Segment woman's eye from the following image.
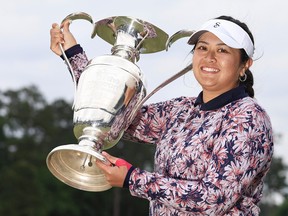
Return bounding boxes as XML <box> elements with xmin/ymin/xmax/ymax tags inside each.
<box><xmin>218</xmin><ymin>48</ymin><xmax>228</xmax><ymax>53</ymax></box>
<box><xmin>196</xmin><ymin>45</ymin><xmax>207</xmax><ymax>50</ymax></box>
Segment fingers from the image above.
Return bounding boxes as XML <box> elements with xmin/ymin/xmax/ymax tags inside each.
<box><xmin>59</xmin><ymin>20</ymin><xmax>77</xmax><ymax>50</ymax></box>
<box><xmin>95</xmin><ymin>152</ymin><xmax>133</xmax><ymax>188</ymax></box>
<box><xmin>50</xmin><ymin>23</ymin><xmax>61</xmax><ymax>37</ymax></box>
<box><xmin>102</xmin><ymin>151</ymin><xmax>118</xmax><ymax>165</ymax></box>
<box><xmin>49</xmin><ymin>20</ymin><xmax>77</xmax><ymax>56</ymax></box>
<box><xmin>50</xmin><ymin>23</ymin><xmax>63</xmax><ymax>55</ymax></box>
<box><xmin>95</xmin><ymin>152</ymin><xmax>117</xmax><ymax>173</ymax></box>
<box><xmin>51</xmin><ymin>23</ymin><xmax>60</xmax><ymax>29</ymax></box>
<box><xmin>95</xmin><ymin>157</ymin><xmax>113</xmax><ymax>172</ymax></box>
<box><xmin>61</xmin><ymin>19</ymin><xmax>71</xmax><ymax>33</ymax></box>
<box><xmin>95</xmin><ymin>158</ymin><xmax>126</xmax><ymax>187</ymax></box>
<box><xmin>101</xmin><ymin>151</ymin><xmax>132</xmax><ymax>170</ymax></box>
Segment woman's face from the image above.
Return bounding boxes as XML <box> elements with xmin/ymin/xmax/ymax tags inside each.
<box><xmin>192</xmin><ymin>32</ymin><xmax>247</xmax><ymax>102</ymax></box>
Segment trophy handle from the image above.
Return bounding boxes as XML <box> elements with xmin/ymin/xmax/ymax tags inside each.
<box><xmin>165</xmin><ymin>29</ymin><xmax>195</xmax><ymax>51</ymax></box>
<box><xmin>140</xmin><ymin>63</ymin><xmax>192</xmax><ymax>106</ymax></box>
<box><xmin>61</xmin><ymin>11</ymin><xmax>94</xmax><ymax>27</ymax></box>
<box><xmin>128</xmin><ymin>63</ymin><xmax>192</xmax><ymax>124</ymax></box>
<box><xmin>58</xmin><ymin>12</ymin><xmax>94</xmax><ymax>108</ymax></box>
<box><xmin>59</xmin><ymin>11</ymin><xmax>95</xmax><ymax>76</ymax></box>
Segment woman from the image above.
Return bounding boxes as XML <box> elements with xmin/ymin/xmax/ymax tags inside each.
<box><xmin>50</xmin><ymin>15</ymin><xmax>273</xmax><ymax>215</ymax></box>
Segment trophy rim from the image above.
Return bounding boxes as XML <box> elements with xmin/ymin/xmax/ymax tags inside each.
<box><xmin>93</xmin><ymin>16</ymin><xmax>169</xmax><ymax>54</ymax></box>
<box><xmin>46</xmin><ymin>144</ymin><xmax>112</xmax><ymax>192</ymax></box>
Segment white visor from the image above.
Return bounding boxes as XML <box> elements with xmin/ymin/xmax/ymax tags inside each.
<box><xmin>188</xmin><ymin>19</ymin><xmax>254</xmax><ymax>58</ymax></box>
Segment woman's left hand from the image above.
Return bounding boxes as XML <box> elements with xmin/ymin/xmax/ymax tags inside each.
<box><xmin>96</xmin><ymin>151</ymin><xmax>132</xmax><ymax>188</ymax></box>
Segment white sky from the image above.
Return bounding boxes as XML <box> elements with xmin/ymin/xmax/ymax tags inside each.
<box><xmin>1</xmin><ymin>0</ymin><xmax>287</xmax><ymax>163</ymax></box>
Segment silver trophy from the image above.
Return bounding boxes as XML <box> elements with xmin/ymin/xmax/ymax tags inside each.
<box><xmin>46</xmin><ymin>12</ymin><xmax>194</xmax><ymax>192</ymax></box>
<box><xmin>46</xmin><ymin>12</ymin><xmax>170</xmax><ymax>192</ymax></box>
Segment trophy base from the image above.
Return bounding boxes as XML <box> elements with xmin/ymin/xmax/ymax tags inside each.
<box><xmin>46</xmin><ymin>144</ymin><xmax>111</xmax><ymax>192</ymax></box>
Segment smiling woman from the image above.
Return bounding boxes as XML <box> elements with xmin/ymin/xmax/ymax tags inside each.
<box><xmin>192</xmin><ymin>32</ymin><xmax>250</xmax><ymax>101</ymax></box>
<box><xmin>190</xmin><ymin>16</ymin><xmax>254</xmax><ymax>102</ymax></box>
<box><xmin>50</xmin><ymin>14</ymin><xmax>273</xmax><ymax>215</ymax></box>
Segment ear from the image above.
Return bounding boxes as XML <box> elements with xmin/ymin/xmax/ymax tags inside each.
<box><xmin>246</xmin><ymin>58</ymin><xmax>253</xmax><ymax>68</ymax></box>
<box><xmin>241</xmin><ymin>58</ymin><xmax>253</xmax><ymax>76</ymax></box>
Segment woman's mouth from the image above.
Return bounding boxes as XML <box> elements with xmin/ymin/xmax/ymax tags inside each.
<box><xmin>201</xmin><ymin>66</ymin><xmax>219</xmax><ymax>73</ymax></box>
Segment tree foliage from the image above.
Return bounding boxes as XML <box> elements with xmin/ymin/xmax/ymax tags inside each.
<box><xmin>0</xmin><ymin>85</ymin><xmax>287</xmax><ymax>215</ymax></box>
<box><xmin>259</xmin><ymin>154</ymin><xmax>288</xmax><ymax>216</ymax></box>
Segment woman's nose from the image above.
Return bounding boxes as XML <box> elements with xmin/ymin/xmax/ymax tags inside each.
<box><xmin>205</xmin><ymin>50</ymin><xmax>216</xmax><ymax>63</ymax></box>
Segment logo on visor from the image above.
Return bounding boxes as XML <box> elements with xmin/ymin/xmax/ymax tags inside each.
<box><xmin>213</xmin><ymin>22</ymin><xmax>221</xmax><ymax>28</ymax></box>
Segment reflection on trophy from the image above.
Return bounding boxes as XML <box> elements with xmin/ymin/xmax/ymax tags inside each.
<box><xmin>46</xmin><ymin>12</ymin><xmax>169</xmax><ymax>192</ymax></box>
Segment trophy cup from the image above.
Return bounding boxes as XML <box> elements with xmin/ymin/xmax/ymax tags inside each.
<box><xmin>46</xmin><ymin>12</ymin><xmax>170</xmax><ymax>192</ymax></box>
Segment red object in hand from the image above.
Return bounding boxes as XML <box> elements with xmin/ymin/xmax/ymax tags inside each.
<box><xmin>115</xmin><ymin>158</ymin><xmax>132</xmax><ymax>170</ymax></box>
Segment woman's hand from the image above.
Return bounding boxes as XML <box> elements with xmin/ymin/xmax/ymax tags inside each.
<box><xmin>50</xmin><ymin>19</ymin><xmax>77</xmax><ymax>56</ymax></box>
<box><xmin>96</xmin><ymin>151</ymin><xmax>132</xmax><ymax>188</ymax></box>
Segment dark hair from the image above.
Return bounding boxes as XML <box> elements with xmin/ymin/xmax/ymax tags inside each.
<box><xmin>215</xmin><ymin>15</ymin><xmax>255</xmax><ymax>97</ymax></box>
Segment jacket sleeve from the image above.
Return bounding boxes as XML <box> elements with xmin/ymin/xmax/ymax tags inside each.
<box><xmin>122</xmin><ymin>99</ymin><xmax>173</xmax><ymax>145</ymax></box>
<box><xmin>126</xmin><ymin>103</ymin><xmax>274</xmax><ymax>215</ymax></box>
<box><xmin>61</xmin><ymin>44</ymin><xmax>89</xmax><ymax>83</ymax></box>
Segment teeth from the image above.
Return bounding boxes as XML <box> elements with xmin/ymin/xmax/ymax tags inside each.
<box><xmin>202</xmin><ymin>67</ymin><xmax>219</xmax><ymax>72</ymax></box>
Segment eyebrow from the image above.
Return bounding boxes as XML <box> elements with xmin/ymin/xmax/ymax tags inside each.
<box><xmin>197</xmin><ymin>40</ymin><xmax>227</xmax><ymax>46</ymax></box>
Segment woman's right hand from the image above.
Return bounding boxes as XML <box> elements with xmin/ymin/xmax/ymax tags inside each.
<box><xmin>50</xmin><ymin>20</ymin><xmax>77</xmax><ymax>56</ymax></box>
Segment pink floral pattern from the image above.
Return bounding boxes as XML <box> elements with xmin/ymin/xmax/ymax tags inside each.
<box><xmin>68</xmin><ymin>48</ymin><xmax>273</xmax><ymax>215</ymax></box>
<box><xmin>69</xmin><ymin>52</ymin><xmax>89</xmax><ymax>82</ymax></box>
<box><xmin>124</xmin><ymin>97</ymin><xmax>273</xmax><ymax>215</ymax></box>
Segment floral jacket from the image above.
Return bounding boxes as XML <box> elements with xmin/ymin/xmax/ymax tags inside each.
<box><xmin>63</xmin><ymin>45</ymin><xmax>273</xmax><ymax>216</ymax></box>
